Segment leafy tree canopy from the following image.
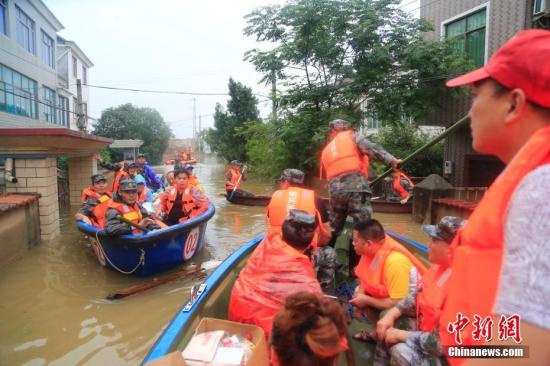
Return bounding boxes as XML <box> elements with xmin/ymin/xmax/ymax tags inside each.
<box><xmin>93</xmin><ymin>103</ymin><xmax>173</xmax><ymax>165</ymax></box>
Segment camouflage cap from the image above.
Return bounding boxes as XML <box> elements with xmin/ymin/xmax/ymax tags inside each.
<box><xmin>279</xmin><ymin>168</ymin><xmax>305</xmax><ymax>184</ymax></box>
<box><xmin>230</xmin><ymin>160</ymin><xmax>240</xmax><ymax>166</ymax></box>
<box><xmin>284</xmin><ymin>209</ymin><xmax>316</xmax><ymax>229</ymax></box>
<box><xmin>422</xmin><ymin>216</ymin><xmax>467</xmax><ymax>243</ymax></box>
<box><xmin>119</xmin><ymin>179</ymin><xmax>138</xmax><ymax>192</ymax></box>
<box><xmin>328</xmin><ymin>119</ymin><xmax>350</xmax><ymax>131</ymax></box>
<box><xmin>91</xmin><ymin>173</ymin><xmax>107</xmax><ymax>184</ymax></box>
<box><xmin>127</xmin><ymin>162</ymin><xmax>138</xmax><ymax>169</ymax></box>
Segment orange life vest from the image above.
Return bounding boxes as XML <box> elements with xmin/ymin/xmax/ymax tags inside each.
<box><xmin>392</xmin><ymin>172</ymin><xmax>415</xmax><ymax>198</ymax></box>
<box><xmin>106</xmin><ymin>199</ymin><xmax>143</xmax><ymax>234</ymax></box>
<box><xmin>92</xmin><ymin>200</ymin><xmax>110</xmax><ymax>228</ymax></box>
<box><xmin>320</xmin><ymin>130</ymin><xmax>362</xmax><ymax>180</ymax></box>
<box><xmin>440</xmin><ymin>126</ymin><xmax>550</xmax><ymax>362</ymax></box>
<box><xmin>81</xmin><ymin>187</ymin><xmax>111</xmax><ymax>204</ymax></box>
<box><xmin>111</xmin><ymin>170</ymin><xmax>130</xmax><ymax>192</ymax></box>
<box><xmin>355</xmin><ymin>235</ymin><xmax>427</xmax><ymax>298</ymax></box>
<box><xmin>165</xmin><ymin>186</ymin><xmax>200</xmax><ymax>220</ymax></box>
<box><xmin>416</xmin><ymin>264</ymin><xmax>452</xmax><ymax>332</ymax></box>
<box><xmin>225</xmin><ymin>168</ymin><xmax>241</xmax><ymax>190</ymax></box>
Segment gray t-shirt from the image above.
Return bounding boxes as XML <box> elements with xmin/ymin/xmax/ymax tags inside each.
<box><xmin>494</xmin><ymin>164</ymin><xmax>550</xmax><ymax>329</ymax></box>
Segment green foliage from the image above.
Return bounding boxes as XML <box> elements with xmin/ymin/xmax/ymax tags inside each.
<box><xmin>371</xmin><ymin>123</ymin><xmax>443</xmax><ymax>177</ymax></box>
<box><xmin>206</xmin><ymin>78</ymin><xmax>260</xmax><ymax>162</ymax></box>
<box><xmin>93</xmin><ymin>104</ymin><xmax>173</xmax><ymax>165</ymax></box>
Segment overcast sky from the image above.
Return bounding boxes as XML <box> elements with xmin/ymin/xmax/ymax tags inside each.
<box><xmin>44</xmin><ymin>0</ymin><xmax>419</xmax><ymax>138</ymax></box>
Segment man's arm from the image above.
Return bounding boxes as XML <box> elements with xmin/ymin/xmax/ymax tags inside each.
<box><xmin>104</xmin><ymin>208</ymin><xmax>133</xmax><ymax>235</ymax></box>
<box><xmin>355</xmin><ymin>134</ymin><xmax>396</xmax><ymax>165</ymax></box>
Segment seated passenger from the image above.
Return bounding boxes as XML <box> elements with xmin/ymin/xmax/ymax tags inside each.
<box><xmin>75</xmin><ymin>173</ymin><xmax>112</xmax><ymax>227</ymax></box>
<box><xmin>156</xmin><ymin>169</ymin><xmax>209</xmax><ymax>225</ymax></box>
<box><xmin>225</xmin><ymin>160</ymin><xmax>254</xmax><ymax>199</ymax></box>
<box><xmin>228</xmin><ymin>210</ymin><xmax>323</xmax><ymax>336</ymax></box>
<box><xmin>387</xmin><ymin>169</ymin><xmax>414</xmax><ymax>205</ymax></box>
<box><xmin>134</xmin><ymin>174</ymin><xmax>152</xmax><ymax>203</ymax></box>
<box><xmin>183</xmin><ymin>164</ymin><xmax>204</xmax><ymax>192</ymax></box>
<box><xmin>350</xmin><ymin>219</ymin><xmax>427</xmax><ymax>341</ymax></box>
<box><xmin>272</xmin><ymin>291</ymin><xmax>349</xmax><ymax>366</ymax></box>
<box><xmin>161</xmin><ymin>170</ymin><xmax>175</xmax><ymax>189</ymax></box>
<box><xmin>103</xmin><ymin>179</ymin><xmax>159</xmax><ymax>235</ymax></box>
<box><xmin>374</xmin><ymin>216</ymin><xmax>466</xmax><ymax>366</ymax></box>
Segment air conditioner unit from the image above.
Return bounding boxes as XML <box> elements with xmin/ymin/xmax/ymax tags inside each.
<box><xmin>534</xmin><ymin>0</ymin><xmax>550</xmax><ymax>15</ymax></box>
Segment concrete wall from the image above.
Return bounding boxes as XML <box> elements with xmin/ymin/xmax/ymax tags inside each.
<box><xmin>0</xmin><ymin>0</ymin><xmax>62</xmax><ymax>128</ymax></box>
<box><xmin>5</xmin><ymin>157</ymin><xmax>60</xmax><ymax>240</ymax></box>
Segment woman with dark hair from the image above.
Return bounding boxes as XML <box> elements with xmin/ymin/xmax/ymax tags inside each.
<box><xmin>271</xmin><ymin>291</ymin><xmax>349</xmax><ymax>366</ymax></box>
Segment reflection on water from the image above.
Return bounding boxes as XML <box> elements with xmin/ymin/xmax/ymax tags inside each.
<box><xmin>0</xmin><ymin>155</ymin><xmax>425</xmax><ymax>365</ymax></box>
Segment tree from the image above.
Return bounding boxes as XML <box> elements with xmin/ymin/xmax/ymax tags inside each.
<box><xmin>94</xmin><ymin>103</ymin><xmax>173</xmax><ymax>164</ymax></box>
<box><xmin>205</xmin><ymin>78</ymin><xmax>260</xmax><ymax>162</ymax></box>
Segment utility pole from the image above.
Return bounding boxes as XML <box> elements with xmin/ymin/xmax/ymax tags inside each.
<box><xmin>198</xmin><ymin>115</ymin><xmax>202</xmax><ymax>153</ymax></box>
<box><xmin>76</xmin><ymin>79</ymin><xmax>86</xmax><ymax>132</ymax></box>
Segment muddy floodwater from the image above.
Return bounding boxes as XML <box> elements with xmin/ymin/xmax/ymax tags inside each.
<box><xmin>0</xmin><ymin>155</ymin><xmax>425</xmax><ymax>365</ymax></box>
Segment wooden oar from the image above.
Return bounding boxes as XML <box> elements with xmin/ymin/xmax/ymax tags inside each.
<box><xmin>370</xmin><ymin>115</ymin><xmax>470</xmax><ymax>187</ymax></box>
<box><xmin>106</xmin><ymin>265</ymin><xmax>206</xmax><ymax>300</ymax></box>
<box><xmin>228</xmin><ymin>165</ymin><xmax>247</xmax><ymax>201</ymax></box>
<box><xmin>116</xmin><ymin>214</ymin><xmax>150</xmax><ymax>232</ymax></box>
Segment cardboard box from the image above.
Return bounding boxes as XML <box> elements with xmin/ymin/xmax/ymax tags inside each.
<box><xmin>186</xmin><ymin>318</ymin><xmax>269</xmax><ymax>366</ymax></box>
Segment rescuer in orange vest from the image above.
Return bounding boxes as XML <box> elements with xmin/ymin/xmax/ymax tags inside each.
<box><xmin>75</xmin><ymin>173</ymin><xmax>112</xmax><ymax>227</ymax></box>
<box><xmin>349</xmin><ymin>219</ymin><xmax>427</xmax><ymax>342</ymax></box>
<box><xmin>437</xmin><ymin>30</ymin><xmax>550</xmax><ymax>366</ymax></box>
<box><xmin>267</xmin><ymin>168</ymin><xmax>335</xmax><ymax>291</ymax></box>
<box><xmin>320</xmin><ymin>119</ymin><xmax>401</xmax><ymax>243</ymax></box>
<box><xmin>103</xmin><ymin>179</ymin><xmax>159</xmax><ymax>235</ymax></box>
<box><xmin>228</xmin><ymin>210</ymin><xmax>323</xmax><ymax>337</ymax></box>
<box><xmin>374</xmin><ymin>216</ymin><xmax>466</xmax><ymax>366</ymax></box>
<box><xmin>388</xmin><ymin>169</ymin><xmax>415</xmax><ymax>205</ymax></box>
<box><xmin>182</xmin><ymin>164</ymin><xmax>204</xmax><ymax>192</ymax></box>
<box><xmin>157</xmin><ymin>169</ymin><xmax>210</xmax><ymax>225</ymax></box>
<box><xmin>225</xmin><ymin>160</ymin><xmax>253</xmax><ymax>199</ymax></box>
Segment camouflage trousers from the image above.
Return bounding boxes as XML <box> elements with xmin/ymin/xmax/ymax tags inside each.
<box><xmin>328</xmin><ymin>190</ymin><xmax>373</xmax><ymax>241</ymax></box>
<box><xmin>313</xmin><ymin>246</ymin><xmax>337</xmax><ymax>294</ymax></box>
<box><xmin>373</xmin><ymin>316</ymin><xmax>447</xmax><ymax>366</ymax></box>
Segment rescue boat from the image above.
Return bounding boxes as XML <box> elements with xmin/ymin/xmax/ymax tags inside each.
<box><xmin>142</xmin><ymin>224</ymin><xmax>428</xmax><ymax>365</ymax></box>
<box><xmin>76</xmin><ymin>203</ymin><xmax>215</xmax><ymax>276</ymax></box>
<box><xmin>164</xmin><ymin>159</ymin><xmax>197</xmax><ymax>165</ymax></box>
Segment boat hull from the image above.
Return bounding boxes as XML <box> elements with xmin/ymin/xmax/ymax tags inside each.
<box><xmin>77</xmin><ymin>204</ymin><xmax>215</xmax><ymax>276</ymax></box>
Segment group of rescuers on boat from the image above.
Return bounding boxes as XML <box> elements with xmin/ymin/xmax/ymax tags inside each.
<box><xmin>89</xmin><ymin>30</ymin><xmax>550</xmax><ymax>366</ymax></box>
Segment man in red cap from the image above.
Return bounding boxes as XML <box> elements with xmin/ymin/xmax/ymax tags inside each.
<box><xmin>439</xmin><ymin>30</ymin><xmax>550</xmax><ymax>365</ymax></box>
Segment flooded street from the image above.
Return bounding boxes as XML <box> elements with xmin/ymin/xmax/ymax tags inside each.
<box><xmin>0</xmin><ymin>155</ymin><xmax>425</xmax><ymax>365</ymax></box>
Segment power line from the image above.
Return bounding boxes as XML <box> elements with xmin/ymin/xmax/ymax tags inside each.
<box><xmin>83</xmin><ymin>83</ymin><xmax>230</xmax><ymax>96</ymax></box>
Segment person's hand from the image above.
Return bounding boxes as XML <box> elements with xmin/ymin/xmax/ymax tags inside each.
<box><xmin>400</xmin><ymin>198</ymin><xmax>408</xmax><ymax>205</ymax></box>
<box><xmin>93</xmin><ymin>153</ymin><xmax>102</xmax><ymax>162</ymax></box>
<box><xmin>81</xmin><ymin>216</ymin><xmax>92</xmax><ymax>225</ymax></box>
<box><xmin>391</xmin><ymin>159</ymin><xmax>402</xmax><ymax>171</ymax></box>
<box><xmin>376</xmin><ymin>314</ymin><xmax>395</xmax><ymax>340</ymax></box>
<box><xmin>350</xmin><ymin>293</ymin><xmax>371</xmax><ymax>309</ymax></box>
<box><xmin>384</xmin><ymin>327</ymin><xmax>405</xmax><ymax>345</ymax></box>
<box><xmin>139</xmin><ymin>218</ymin><xmax>154</xmax><ymax>227</ymax></box>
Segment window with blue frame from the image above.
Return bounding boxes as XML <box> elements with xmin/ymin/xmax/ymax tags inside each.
<box><xmin>41</xmin><ymin>30</ymin><xmax>55</xmax><ymax>68</ymax></box>
<box><xmin>58</xmin><ymin>95</ymin><xmax>69</xmax><ymax>127</ymax></box>
<box><xmin>43</xmin><ymin>87</ymin><xmax>56</xmax><ymax>123</ymax></box>
<box><xmin>445</xmin><ymin>9</ymin><xmax>487</xmax><ymax>68</ymax></box>
<box><xmin>16</xmin><ymin>5</ymin><xmax>35</xmax><ymax>54</ymax></box>
<box><xmin>1</xmin><ymin>0</ymin><xmax>7</xmax><ymax>36</ymax></box>
<box><xmin>0</xmin><ymin>63</ymin><xmax>38</xmax><ymax>119</ymax></box>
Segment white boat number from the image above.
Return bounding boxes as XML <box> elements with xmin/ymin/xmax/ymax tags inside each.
<box><xmin>183</xmin><ymin>227</ymin><xmax>200</xmax><ymax>260</ymax></box>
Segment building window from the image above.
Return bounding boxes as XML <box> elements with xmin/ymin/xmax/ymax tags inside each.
<box><xmin>0</xmin><ymin>63</ymin><xmax>38</xmax><ymax>119</ymax></box>
<box><xmin>58</xmin><ymin>95</ymin><xmax>69</xmax><ymax>127</ymax></box>
<box><xmin>82</xmin><ymin>66</ymin><xmax>87</xmax><ymax>84</ymax></box>
<box><xmin>15</xmin><ymin>5</ymin><xmax>35</xmax><ymax>54</ymax></box>
<box><xmin>1</xmin><ymin>0</ymin><xmax>7</xmax><ymax>36</ymax></box>
<box><xmin>43</xmin><ymin>87</ymin><xmax>56</xmax><ymax>123</ymax></box>
<box><xmin>445</xmin><ymin>8</ymin><xmax>486</xmax><ymax>67</ymax></box>
<box><xmin>41</xmin><ymin>30</ymin><xmax>55</xmax><ymax>68</ymax></box>
<box><xmin>72</xmin><ymin>56</ymin><xmax>77</xmax><ymax>78</ymax></box>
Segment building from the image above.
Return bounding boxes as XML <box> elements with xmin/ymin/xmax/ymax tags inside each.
<box><xmin>110</xmin><ymin>139</ymin><xmax>143</xmax><ymax>161</ymax></box>
<box><xmin>56</xmin><ymin>35</ymin><xmax>93</xmax><ymax>131</ymax></box>
<box><xmin>420</xmin><ymin>0</ymin><xmax>549</xmax><ymax>187</ymax></box>
<box><xmin>0</xmin><ymin>0</ymin><xmax>110</xmax><ymax>241</ymax></box>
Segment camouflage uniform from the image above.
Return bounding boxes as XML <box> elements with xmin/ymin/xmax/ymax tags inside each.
<box><xmin>313</xmin><ymin>245</ymin><xmax>338</xmax><ymax>293</ymax></box>
<box><xmin>374</xmin><ymin>289</ymin><xmax>448</xmax><ymax>366</ymax></box>
<box><xmin>328</xmin><ymin>135</ymin><xmax>396</xmax><ymax>239</ymax></box>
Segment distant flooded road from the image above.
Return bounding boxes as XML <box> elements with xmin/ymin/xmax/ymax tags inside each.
<box><xmin>0</xmin><ymin>155</ymin><xmax>425</xmax><ymax>365</ymax></box>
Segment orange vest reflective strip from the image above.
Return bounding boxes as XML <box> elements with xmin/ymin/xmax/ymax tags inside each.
<box><xmin>440</xmin><ymin>126</ymin><xmax>550</xmax><ymax>362</ymax></box>
<box><xmin>321</xmin><ymin>130</ymin><xmax>362</xmax><ymax>180</ymax></box>
<box><xmin>392</xmin><ymin>172</ymin><xmax>414</xmax><ymax>198</ymax></box>
<box><xmin>355</xmin><ymin>235</ymin><xmax>427</xmax><ymax>298</ymax></box>
<box><xmin>416</xmin><ymin>265</ymin><xmax>452</xmax><ymax>332</ymax></box>
<box><xmin>107</xmin><ymin>199</ymin><xmax>143</xmax><ymax>233</ymax></box>
<box><xmin>166</xmin><ymin>187</ymin><xmax>198</xmax><ymax>218</ymax></box>
<box><xmin>225</xmin><ymin>169</ymin><xmax>241</xmax><ymax>190</ymax></box>
<box><xmin>81</xmin><ymin>187</ymin><xmax>111</xmax><ymax>203</ymax></box>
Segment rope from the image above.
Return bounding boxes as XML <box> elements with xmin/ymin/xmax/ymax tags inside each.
<box><xmin>95</xmin><ymin>230</ymin><xmax>145</xmax><ymax>275</ymax></box>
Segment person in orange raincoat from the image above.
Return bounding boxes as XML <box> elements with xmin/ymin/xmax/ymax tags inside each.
<box><xmin>228</xmin><ymin>210</ymin><xmax>323</xmax><ymax>337</ymax></box>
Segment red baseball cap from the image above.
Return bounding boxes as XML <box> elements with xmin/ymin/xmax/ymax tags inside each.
<box><xmin>446</xmin><ymin>29</ymin><xmax>550</xmax><ymax>108</ymax></box>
